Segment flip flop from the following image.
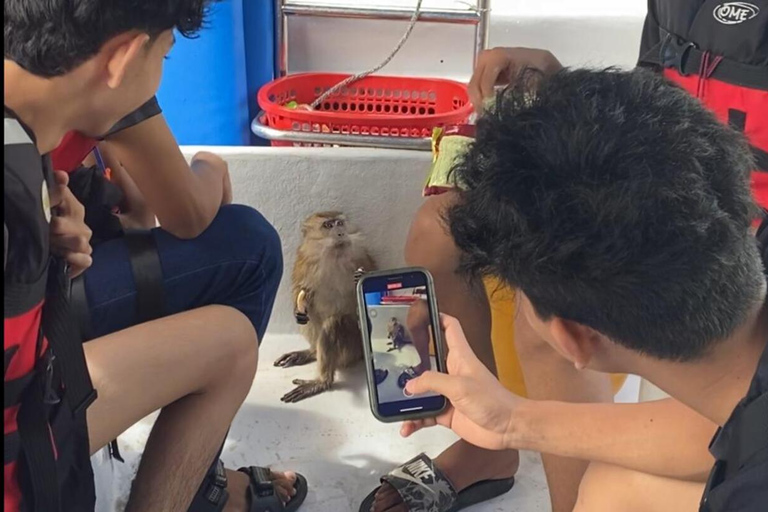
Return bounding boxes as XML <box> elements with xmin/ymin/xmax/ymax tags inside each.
<box><xmin>359</xmin><ymin>453</ymin><xmax>514</xmax><ymax>512</ymax></box>
<box><xmin>190</xmin><ymin>459</ymin><xmax>309</xmax><ymax>512</ymax></box>
<box><xmin>375</xmin><ymin>368</ymin><xmax>389</xmax><ymax>385</ymax></box>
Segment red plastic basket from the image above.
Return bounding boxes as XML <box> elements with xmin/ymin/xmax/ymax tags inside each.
<box><xmin>257</xmin><ymin>73</ymin><xmax>473</xmax><ymax>147</ymax></box>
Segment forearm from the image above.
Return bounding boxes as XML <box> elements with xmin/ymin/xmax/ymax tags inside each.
<box><xmin>510</xmin><ymin>398</ymin><xmax>716</xmax><ymax>480</ymax></box>
<box><xmin>105</xmin><ymin>115</ymin><xmax>224</xmax><ymax>238</ymax></box>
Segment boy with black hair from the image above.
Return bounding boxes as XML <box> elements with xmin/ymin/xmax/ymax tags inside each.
<box><xmin>369</xmin><ymin>3</ymin><xmax>767</xmax><ymax>511</ymax></box>
<box><xmin>403</xmin><ymin>68</ymin><xmax>768</xmax><ymax>512</ymax></box>
<box><xmin>4</xmin><ymin>1</ymin><xmax>306</xmax><ymax>511</ymax></box>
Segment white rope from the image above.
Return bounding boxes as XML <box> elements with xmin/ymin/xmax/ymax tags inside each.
<box><xmin>310</xmin><ymin>0</ymin><xmax>424</xmax><ymax>110</ymax></box>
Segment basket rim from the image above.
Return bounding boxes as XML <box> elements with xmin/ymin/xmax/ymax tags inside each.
<box><xmin>257</xmin><ymin>72</ymin><xmax>474</xmax><ymax>124</ymax></box>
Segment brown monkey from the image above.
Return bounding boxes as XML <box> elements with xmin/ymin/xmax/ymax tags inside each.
<box><xmin>386</xmin><ymin>317</ymin><xmax>412</xmax><ymax>352</ymax></box>
<box><xmin>275</xmin><ymin>211</ymin><xmax>376</xmax><ymax>402</ymax></box>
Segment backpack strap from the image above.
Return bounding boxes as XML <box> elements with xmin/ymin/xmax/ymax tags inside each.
<box><xmin>123</xmin><ymin>230</ymin><xmax>167</xmax><ymax>323</ymax></box>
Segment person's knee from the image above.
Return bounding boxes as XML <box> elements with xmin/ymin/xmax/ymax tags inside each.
<box><xmin>214</xmin><ymin>204</ymin><xmax>284</xmax><ymax>292</ymax></box>
<box><xmin>574</xmin><ymin>462</ymin><xmax>632</xmax><ymax>512</ymax></box>
<box><xmin>405</xmin><ymin>192</ymin><xmax>460</xmax><ymax>274</ymax></box>
<box><xmin>216</xmin><ymin>307</ymin><xmax>259</xmax><ymax>387</ymax></box>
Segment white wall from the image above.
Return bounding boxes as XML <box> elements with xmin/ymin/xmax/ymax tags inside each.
<box><xmin>183</xmin><ymin>146</ymin><xmax>431</xmax><ymax>334</ymax></box>
<box><xmin>285</xmin><ymin>0</ymin><xmax>647</xmax><ymax>79</ymax></box>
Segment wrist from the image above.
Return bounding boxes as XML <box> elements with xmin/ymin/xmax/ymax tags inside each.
<box><xmin>504</xmin><ymin>397</ymin><xmax>538</xmax><ymax>451</ymax></box>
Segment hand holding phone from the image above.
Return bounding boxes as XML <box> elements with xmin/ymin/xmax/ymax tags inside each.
<box><xmin>400</xmin><ymin>314</ymin><xmax>526</xmax><ymax>451</ymax></box>
<box><xmin>357</xmin><ymin>267</ymin><xmax>448</xmax><ymax>422</ymax></box>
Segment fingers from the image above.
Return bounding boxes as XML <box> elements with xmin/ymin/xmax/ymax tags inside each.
<box><xmin>468</xmin><ymin>60</ymin><xmax>488</xmax><ymax>113</ymax></box>
<box><xmin>400</xmin><ymin>417</ymin><xmax>437</xmax><ymax>437</ymax></box>
<box><xmin>439</xmin><ymin>314</ymin><xmax>472</xmax><ymax>354</ymax></box>
<box><xmin>53</xmin><ymin>170</ymin><xmax>69</xmax><ymax>187</ymax></box>
<box><xmin>469</xmin><ymin>48</ymin><xmax>514</xmax><ymax>113</ymax></box>
<box><xmin>50</xmin><ymin>218</ymin><xmax>92</xmax><ymax>252</ymax></box>
<box><xmin>50</xmin><ymin>186</ymin><xmax>85</xmax><ymax>219</ymax></box>
<box><xmin>65</xmin><ymin>254</ymin><xmax>93</xmax><ymax>278</ymax></box>
<box><xmin>404</xmin><ymin>370</ymin><xmax>460</xmax><ymax>399</ymax></box>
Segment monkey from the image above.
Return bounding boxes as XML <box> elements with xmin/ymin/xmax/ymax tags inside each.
<box><xmin>274</xmin><ymin>211</ymin><xmax>376</xmax><ymax>403</ymax></box>
<box><xmin>386</xmin><ymin>317</ymin><xmax>412</xmax><ymax>352</ymax></box>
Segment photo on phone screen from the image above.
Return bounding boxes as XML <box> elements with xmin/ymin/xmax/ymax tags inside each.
<box><xmin>358</xmin><ymin>268</ymin><xmax>446</xmax><ymax>421</ymax></box>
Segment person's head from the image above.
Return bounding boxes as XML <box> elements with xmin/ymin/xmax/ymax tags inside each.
<box><xmin>4</xmin><ymin>0</ymin><xmax>215</xmax><ymax>135</ymax></box>
<box><xmin>448</xmin><ymin>68</ymin><xmax>765</xmax><ymax>371</ymax></box>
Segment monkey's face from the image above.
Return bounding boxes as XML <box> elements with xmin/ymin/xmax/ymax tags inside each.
<box><xmin>302</xmin><ymin>212</ymin><xmax>359</xmax><ymax>250</ymax></box>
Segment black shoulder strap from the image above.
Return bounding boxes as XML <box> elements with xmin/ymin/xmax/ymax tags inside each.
<box><xmin>44</xmin><ymin>258</ymin><xmax>97</xmax><ymax>415</ymax></box>
<box><xmin>123</xmin><ymin>230</ymin><xmax>167</xmax><ymax>323</ymax></box>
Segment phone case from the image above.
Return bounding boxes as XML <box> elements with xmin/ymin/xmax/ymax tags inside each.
<box><xmin>356</xmin><ymin>267</ymin><xmax>448</xmax><ymax>423</ymax></box>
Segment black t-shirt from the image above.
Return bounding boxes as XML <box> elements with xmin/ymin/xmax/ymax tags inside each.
<box><xmin>700</xmin><ymin>219</ymin><xmax>768</xmax><ymax>512</ymax></box>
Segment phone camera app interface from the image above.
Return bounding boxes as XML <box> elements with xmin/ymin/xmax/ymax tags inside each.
<box><xmin>363</xmin><ymin>273</ymin><xmax>444</xmax><ymax>418</ymax></box>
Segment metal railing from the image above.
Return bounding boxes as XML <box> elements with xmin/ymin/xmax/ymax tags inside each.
<box><xmin>254</xmin><ymin>1</ymin><xmax>490</xmax><ymax>150</ymax></box>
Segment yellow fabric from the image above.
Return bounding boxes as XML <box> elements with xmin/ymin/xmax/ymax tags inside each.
<box><xmin>485</xmin><ymin>277</ymin><xmax>627</xmax><ymax>397</ymax></box>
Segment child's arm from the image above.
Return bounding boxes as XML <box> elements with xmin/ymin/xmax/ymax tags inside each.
<box><xmin>104</xmin><ymin>114</ymin><xmax>231</xmax><ymax>239</ymax></box>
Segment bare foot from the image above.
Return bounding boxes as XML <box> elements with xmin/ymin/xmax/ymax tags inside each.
<box><xmin>371</xmin><ymin>441</ymin><xmax>519</xmax><ymax>512</ymax></box>
<box><xmin>224</xmin><ymin>468</ymin><xmax>297</xmax><ymax>511</ymax></box>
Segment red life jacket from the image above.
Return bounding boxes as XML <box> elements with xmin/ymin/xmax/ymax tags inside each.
<box><xmin>4</xmin><ymin>110</ymin><xmax>97</xmax><ymax>512</ymax></box>
<box><xmin>639</xmin><ymin>0</ymin><xmax>768</xmax><ymax>208</ymax></box>
<box><xmin>50</xmin><ymin>132</ymin><xmax>99</xmax><ymax>175</ymax></box>
<box><xmin>50</xmin><ymin>96</ymin><xmax>163</xmax><ymax>174</ymax></box>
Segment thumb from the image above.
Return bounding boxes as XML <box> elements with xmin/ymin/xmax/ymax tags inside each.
<box><xmin>53</xmin><ymin>170</ymin><xmax>69</xmax><ymax>187</ymax></box>
<box><xmin>405</xmin><ymin>371</ymin><xmax>460</xmax><ymax>399</ymax></box>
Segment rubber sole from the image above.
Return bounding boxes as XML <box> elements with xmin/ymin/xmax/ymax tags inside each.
<box><xmin>359</xmin><ymin>477</ymin><xmax>514</xmax><ymax>512</ymax></box>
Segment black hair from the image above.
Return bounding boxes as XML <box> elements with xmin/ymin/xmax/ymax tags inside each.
<box><xmin>448</xmin><ymin>68</ymin><xmax>764</xmax><ymax>361</ymax></box>
<box><xmin>4</xmin><ymin>0</ymin><xmax>217</xmax><ymax>77</ymax></box>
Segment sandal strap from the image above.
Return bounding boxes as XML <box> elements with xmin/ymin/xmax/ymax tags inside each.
<box><xmin>188</xmin><ymin>459</ymin><xmax>229</xmax><ymax>512</ymax></box>
<box><xmin>381</xmin><ymin>453</ymin><xmax>459</xmax><ymax>512</ymax></box>
<box><xmin>240</xmin><ymin>466</ymin><xmax>283</xmax><ymax>512</ymax></box>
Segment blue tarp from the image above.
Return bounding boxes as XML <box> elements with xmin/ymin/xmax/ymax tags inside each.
<box><xmin>157</xmin><ymin>0</ymin><xmax>274</xmax><ymax>145</ymax></box>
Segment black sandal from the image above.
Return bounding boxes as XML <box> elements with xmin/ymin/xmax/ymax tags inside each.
<box><xmin>189</xmin><ymin>459</ymin><xmax>308</xmax><ymax>512</ymax></box>
<box><xmin>240</xmin><ymin>466</ymin><xmax>308</xmax><ymax>512</ymax></box>
<box><xmin>359</xmin><ymin>453</ymin><xmax>514</xmax><ymax>512</ymax></box>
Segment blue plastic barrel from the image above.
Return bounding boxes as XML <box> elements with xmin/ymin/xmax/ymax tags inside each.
<box><xmin>158</xmin><ymin>0</ymin><xmax>273</xmax><ymax>145</ymax></box>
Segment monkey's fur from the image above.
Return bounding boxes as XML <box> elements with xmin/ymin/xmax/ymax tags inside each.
<box><xmin>275</xmin><ymin>211</ymin><xmax>376</xmax><ymax>402</ymax></box>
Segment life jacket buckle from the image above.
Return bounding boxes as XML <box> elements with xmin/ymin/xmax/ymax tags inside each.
<box><xmin>42</xmin><ymin>353</ymin><xmax>61</xmax><ymax>405</ymax></box>
<box><xmin>661</xmin><ymin>36</ymin><xmax>697</xmax><ymax>76</ymax></box>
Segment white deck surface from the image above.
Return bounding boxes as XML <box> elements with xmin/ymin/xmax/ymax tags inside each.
<box><xmin>103</xmin><ymin>334</ymin><xmax>640</xmax><ymax>511</ymax></box>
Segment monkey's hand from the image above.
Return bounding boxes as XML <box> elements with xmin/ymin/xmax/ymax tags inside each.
<box><xmin>295</xmin><ymin>289</ymin><xmax>310</xmax><ymax>325</ymax></box>
<box><xmin>354</xmin><ymin>267</ymin><xmax>367</xmax><ymax>284</ymax></box>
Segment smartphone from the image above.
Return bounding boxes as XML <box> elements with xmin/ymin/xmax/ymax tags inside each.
<box><xmin>357</xmin><ymin>267</ymin><xmax>448</xmax><ymax>423</ymax></box>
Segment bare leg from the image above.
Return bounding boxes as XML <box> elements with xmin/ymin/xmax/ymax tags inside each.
<box><xmin>405</xmin><ymin>299</ymin><xmax>431</xmax><ymax>374</ymax></box>
<box><xmin>574</xmin><ymin>462</ymin><xmax>704</xmax><ymax>512</ymax></box>
<box><xmin>85</xmin><ymin>305</ymin><xmax>298</xmax><ymax>510</ymax></box>
<box><xmin>373</xmin><ymin>192</ymin><xmax>519</xmax><ymax>512</ymax></box>
<box><xmin>514</xmin><ymin>305</ymin><xmax>613</xmax><ymax>512</ymax></box>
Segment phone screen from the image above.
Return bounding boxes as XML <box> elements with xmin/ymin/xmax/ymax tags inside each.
<box><xmin>361</xmin><ymin>270</ymin><xmax>446</xmax><ymax>419</ymax></box>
